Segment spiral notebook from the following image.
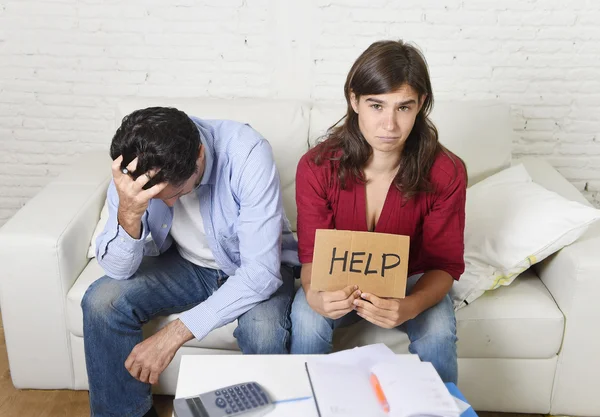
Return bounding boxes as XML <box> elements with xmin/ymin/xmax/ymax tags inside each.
<box><xmin>305</xmin><ymin>353</ymin><xmax>461</xmax><ymax>417</ymax></box>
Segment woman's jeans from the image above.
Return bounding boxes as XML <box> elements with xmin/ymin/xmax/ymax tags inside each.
<box><xmin>289</xmin><ymin>273</ymin><xmax>458</xmax><ymax>383</ymax></box>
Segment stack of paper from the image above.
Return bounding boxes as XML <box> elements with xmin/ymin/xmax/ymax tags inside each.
<box><xmin>305</xmin><ymin>344</ymin><xmax>461</xmax><ymax>417</ymax></box>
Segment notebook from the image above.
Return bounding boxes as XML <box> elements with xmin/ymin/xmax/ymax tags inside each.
<box><xmin>305</xmin><ymin>355</ymin><xmax>461</xmax><ymax>417</ymax></box>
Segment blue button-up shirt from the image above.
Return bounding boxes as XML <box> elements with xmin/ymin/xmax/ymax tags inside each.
<box><xmin>95</xmin><ymin>118</ymin><xmax>299</xmax><ymax>341</ymax></box>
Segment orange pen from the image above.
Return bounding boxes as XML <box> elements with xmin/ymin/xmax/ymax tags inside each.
<box><xmin>370</xmin><ymin>372</ymin><xmax>390</xmax><ymax>413</ymax></box>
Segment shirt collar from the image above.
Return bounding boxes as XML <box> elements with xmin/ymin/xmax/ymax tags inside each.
<box><xmin>196</xmin><ymin>121</ymin><xmax>215</xmax><ymax>186</ymax></box>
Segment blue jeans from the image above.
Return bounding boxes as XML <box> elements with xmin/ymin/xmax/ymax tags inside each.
<box><xmin>290</xmin><ymin>274</ymin><xmax>458</xmax><ymax>383</ymax></box>
<box><xmin>82</xmin><ymin>247</ymin><xmax>294</xmax><ymax>417</ymax></box>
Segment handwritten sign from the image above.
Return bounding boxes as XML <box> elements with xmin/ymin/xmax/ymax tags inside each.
<box><xmin>311</xmin><ymin>229</ymin><xmax>410</xmax><ymax>298</ymax></box>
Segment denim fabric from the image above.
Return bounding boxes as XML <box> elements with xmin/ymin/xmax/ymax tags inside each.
<box><xmin>82</xmin><ymin>247</ymin><xmax>294</xmax><ymax>417</ymax></box>
<box><xmin>290</xmin><ymin>273</ymin><xmax>458</xmax><ymax>383</ymax></box>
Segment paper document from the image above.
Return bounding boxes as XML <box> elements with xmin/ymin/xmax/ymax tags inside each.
<box><xmin>305</xmin><ymin>344</ymin><xmax>460</xmax><ymax>417</ymax></box>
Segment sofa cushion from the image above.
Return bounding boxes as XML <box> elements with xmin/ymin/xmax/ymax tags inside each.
<box><xmin>309</xmin><ymin>101</ymin><xmax>513</xmax><ymax>186</ymax></box>
<box><xmin>68</xmin><ymin>261</ymin><xmax>563</xmax><ymax>358</ymax></box>
<box><xmin>333</xmin><ymin>268</ymin><xmax>564</xmax><ymax>359</ymax></box>
<box><xmin>115</xmin><ymin>98</ymin><xmax>311</xmax><ymax>231</ymax></box>
<box><xmin>451</xmin><ymin>163</ymin><xmax>600</xmax><ymax>309</ymax></box>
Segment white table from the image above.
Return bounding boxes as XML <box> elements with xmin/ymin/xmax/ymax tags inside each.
<box><xmin>174</xmin><ymin>352</ymin><xmax>420</xmax><ymax>417</ymax></box>
<box><xmin>174</xmin><ymin>355</ymin><xmax>321</xmax><ymax>416</ymax></box>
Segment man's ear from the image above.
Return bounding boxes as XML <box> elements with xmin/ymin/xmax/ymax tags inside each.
<box><xmin>350</xmin><ymin>91</ymin><xmax>359</xmax><ymax>114</ymax></box>
<box><xmin>197</xmin><ymin>144</ymin><xmax>205</xmax><ymax>162</ymax></box>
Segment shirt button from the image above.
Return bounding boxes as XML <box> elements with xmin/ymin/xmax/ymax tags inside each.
<box><xmin>162</xmin><ymin>224</ymin><xmax>168</xmax><ymax>228</ymax></box>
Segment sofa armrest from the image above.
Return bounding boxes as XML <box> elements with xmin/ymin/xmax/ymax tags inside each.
<box><xmin>520</xmin><ymin>157</ymin><xmax>600</xmax><ymax>416</ymax></box>
<box><xmin>0</xmin><ymin>150</ymin><xmax>111</xmax><ymax>389</ymax></box>
<box><xmin>534</xmin><ymin>223</ymin><xmax>600</xmax><ymax>416</ymax></box>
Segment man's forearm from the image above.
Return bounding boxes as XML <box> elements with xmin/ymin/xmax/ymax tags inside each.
<box><xmin>97</xmin><ymin>209</ymin><xmax>146</xmax><ymax>279</ymax></box>
<box><xmin>117</xmin><ymin>208</ymin><xmax>143</xmax><ymax>239</ymax></box>
<box><xmin>406</xmin><ymin>270</ymin><xmax>454</xmax><ymax>317</ymax></box>
<box><xmin>165</xmin><ymin>319</ymin><xmax>194</xmax><ymax>347</ymax></box>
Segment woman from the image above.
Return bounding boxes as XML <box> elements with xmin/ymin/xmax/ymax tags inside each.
<box><xmin>290</xmin><ymin>40</ymin><xmax>467</xmax><ymax>384</ymax></box>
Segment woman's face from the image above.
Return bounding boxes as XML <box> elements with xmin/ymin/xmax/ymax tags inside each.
<box><xmin>351</xmin><ymin>84</ymin><xmax>424</xmax><ymax>156</ymax></box>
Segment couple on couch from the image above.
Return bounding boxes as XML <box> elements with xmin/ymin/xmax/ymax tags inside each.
<box><xmin>83</xmin><ymin>39</ymin><xmax>467</xmax><ymax>417</ymax></box>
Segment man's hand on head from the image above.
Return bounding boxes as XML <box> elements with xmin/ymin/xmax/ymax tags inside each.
<box><xmin>112</xmin><ymin>155</ymin><xmax>168</xmax><ymax>239</ymax></box>
<box><xmin>124</xmin><ymin>319</ymin><xmax>194</xmax><ymax>385</ymax></box>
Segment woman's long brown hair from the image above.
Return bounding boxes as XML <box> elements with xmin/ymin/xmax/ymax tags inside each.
<box><xmin>314</xmin><ymin>40</ymin><xmax>462</xmax><ymax>201</ymax></box>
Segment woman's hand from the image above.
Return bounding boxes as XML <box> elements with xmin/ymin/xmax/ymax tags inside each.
<box><xmin>353</xmin><ymin>293</ymin><xmax>417</xmax><ymax>329</ymax></box>
<box><xmin>306</xmin><ymin>285</ymin><xmax>361</xmax><ymax>320</ymax></box>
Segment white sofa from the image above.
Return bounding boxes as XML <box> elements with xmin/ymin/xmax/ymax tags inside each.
<box><xmin>1</xmin><ymin>98</ymin><xmax>599</xmax><ymax>416</ymax></box>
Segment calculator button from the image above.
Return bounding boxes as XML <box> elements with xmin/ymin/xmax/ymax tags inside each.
<box><xmin>228</xmin><ymin>388</ymin><xmax>234</xmax><ymax>393</ymax></box>
<box><xmin>215</xmin><ymin>390</ymin><xmax>221</xmax><ymax>396</ymax></box>
<box><xmin>215</xmin><ymin>398</ymin><xmax>227</xmax><ymax>408</ymax></box>
<box><xmin>225</xmin><ymin>410</ymin><xmax>232</xmax><ymax>415</ymax></box>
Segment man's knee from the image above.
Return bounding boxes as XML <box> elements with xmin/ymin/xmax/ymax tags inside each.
<box><xmin>235</xmin><ymin>308</ymin><xmax>289</xmax><ymax>354</ymax></box>
<box><xmin>238</xmin><ymin>294</ymin><xmax>290</xmax><ymax>331</ymax></box>
<box><xmin>81</xmin><ymin>276</ymin><xmax>123</xmax><ymax>319</ymax></box>
<box><xmin>81</xmin><ymin>276</ymin><xmax>145</xmax><ymax>327</ymax></box>
<box><xmin>234</xmin><ymin>289</ymin><xmax>293</xmax><ymax>354</ymax></box>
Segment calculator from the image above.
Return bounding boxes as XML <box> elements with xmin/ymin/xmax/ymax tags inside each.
<box><xmin>173</xmin><ymin>381</ymin><xmax>275</xmax><ymax>417</ymax></box>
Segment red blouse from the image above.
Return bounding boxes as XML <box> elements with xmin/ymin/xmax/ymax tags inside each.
<box><xmin>295</xmin><ymin>145</ymin><xmax>467</xmax><ymax>280</ymax></box>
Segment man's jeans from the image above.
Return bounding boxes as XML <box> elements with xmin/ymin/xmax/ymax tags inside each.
<box><xmin>82</xmin><ymin>247</ymin><xmax>294</xmax><ymax>417</ymax></box>
<box><xmin>289</xmin><ymin>274</ymin><xmax>458</xmax><ymax>383</ymax></box>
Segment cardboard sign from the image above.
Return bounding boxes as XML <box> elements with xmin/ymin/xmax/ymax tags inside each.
<box><xmin>311</xmin><ymin>229</ymin><xmax>410</xmax><ymax>298</ymax></box>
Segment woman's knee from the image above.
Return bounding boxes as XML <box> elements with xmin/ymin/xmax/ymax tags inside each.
<box><xmin>290</xmin><ymin>288</ymin><xmax>324</xmax><ymax>327</ymax></box>
<box><xmin>290</xmin><ymin>288</ymin><xmax>334</xmax><ymax>350</ymax></box>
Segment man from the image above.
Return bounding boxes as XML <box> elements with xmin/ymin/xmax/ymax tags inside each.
<box><xmin>82</xmin><ymin>107</ymin><xmax>298</xmax><ymax>417</ymax></box>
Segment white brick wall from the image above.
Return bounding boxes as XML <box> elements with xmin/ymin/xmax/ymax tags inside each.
<box><xmin>1</xmin><ymin>0</ymin><xmax>600</xmax><ymax>226</ymax></box>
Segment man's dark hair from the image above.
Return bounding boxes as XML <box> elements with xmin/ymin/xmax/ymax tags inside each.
<box><xmin>110</xmin><ymin>107</ymin><xmax>200</xmax><ymax>189</ymax></box>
